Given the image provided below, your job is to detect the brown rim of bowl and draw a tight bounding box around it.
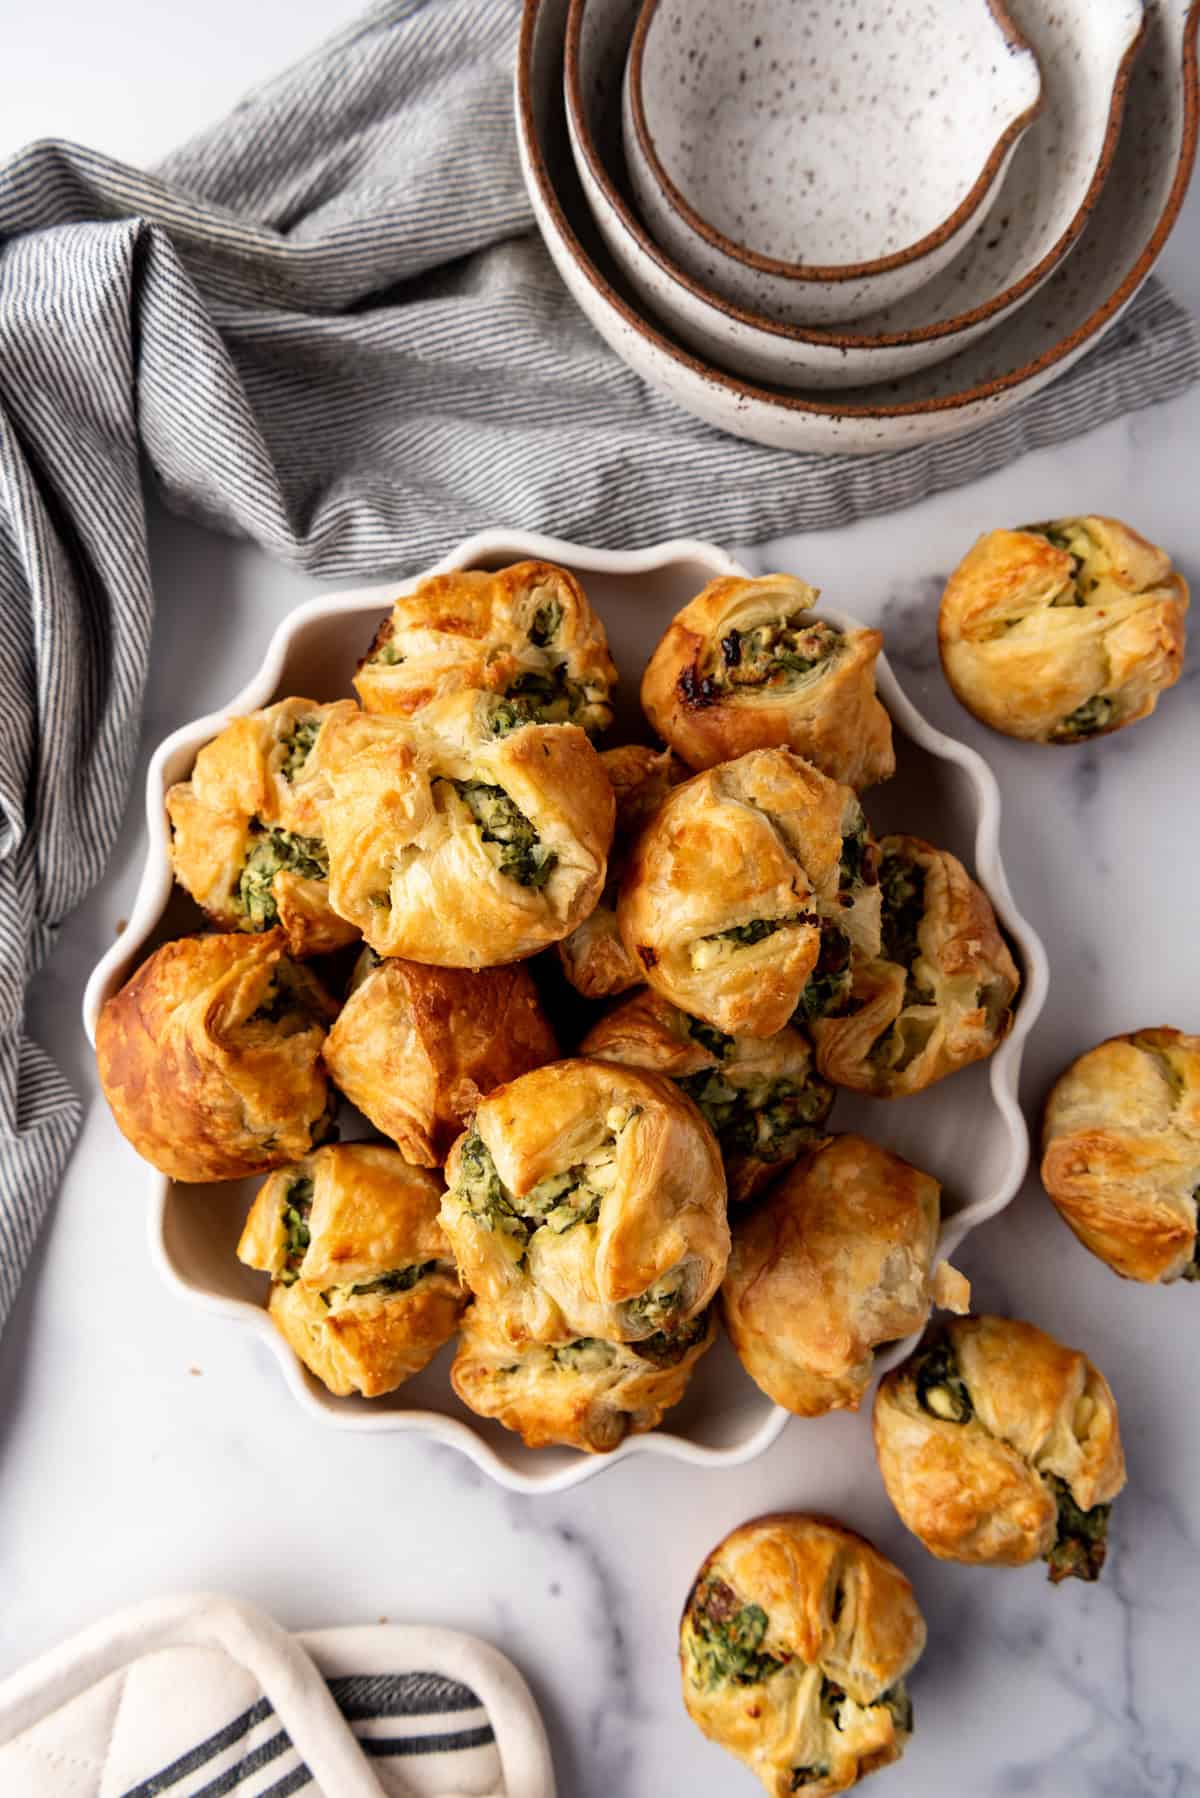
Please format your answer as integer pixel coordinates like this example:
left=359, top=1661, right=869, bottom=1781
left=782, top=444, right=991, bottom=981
left=625, top=0, right=1045, bottom=284
left=564, top=0, right=1147, bottom=350
left=522, top=0, right=1199, bottom=419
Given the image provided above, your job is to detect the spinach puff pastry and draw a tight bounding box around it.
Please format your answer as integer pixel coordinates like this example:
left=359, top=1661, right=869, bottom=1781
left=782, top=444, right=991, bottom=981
left=938, top=516, right=1188, bottom=743
left=322, top=950, right=558, bottom=1166
left=165, top=697, right=360, bottom=957
left=579, top=988, right=833, bottom=1203
left=557, top=744, right=686, bottom=999
left=450, top=1302, right=714, bottom=1452
left=355, top=559, right=616, bottom=735
left=96, top=931, right=337, bottom=1182
left=617, top=748, right=881, bottom=1039
left=874, top=1316, right=1126, bottom=1581
left=1041, top=1027, right=1200, bottom=1283
left=238, top=1143, right=465, bottom=1398
left=317, top=693, right=614, bottom=965
left=642, top=574, right=894, bottom=790
left=811, top=834, right=1019, bottom=1097
left=439, top=1060, right=729, bottom=1347
left=722, top=1136, right=966, bottom=1416
left=680, top=1514, right=925, bottom=1798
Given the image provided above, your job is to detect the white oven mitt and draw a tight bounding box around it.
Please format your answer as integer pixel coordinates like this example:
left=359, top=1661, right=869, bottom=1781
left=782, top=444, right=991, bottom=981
left=0, top=1594, right=555, bottom=1798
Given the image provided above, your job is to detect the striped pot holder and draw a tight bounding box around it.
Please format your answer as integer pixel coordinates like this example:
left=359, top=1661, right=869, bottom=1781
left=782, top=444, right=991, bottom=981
left=0, top=1595, right=555, bottom=1797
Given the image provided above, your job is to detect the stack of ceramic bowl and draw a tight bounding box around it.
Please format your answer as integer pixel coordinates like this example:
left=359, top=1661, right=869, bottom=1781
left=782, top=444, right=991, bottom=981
left=516, top=0, right=1200, bottom=454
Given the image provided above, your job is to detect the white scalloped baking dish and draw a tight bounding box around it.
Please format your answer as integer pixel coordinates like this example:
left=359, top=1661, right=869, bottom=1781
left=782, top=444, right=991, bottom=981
left=82, top=530, right=1049, bottom=1495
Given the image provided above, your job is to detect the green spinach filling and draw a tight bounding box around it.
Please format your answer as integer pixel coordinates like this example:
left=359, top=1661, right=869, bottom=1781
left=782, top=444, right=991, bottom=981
left=792, top=923, right=853, bottom=1025
left=366, top=631, right=403, bottom=666
left=621, top=1270, right=689, bottom=1335
left=455, top=1132, right=610, bottom=1260
left=1044, top=1474, right=1113, bottom=1584
left=677, top=1069, right=832, bottom=1162
left=278, top=715, right=321, bottom=783
left=1051, top=694, right=1116, bottom=742
left=1022, top=519, right=1102, bottom=600
left=706, top=916, right=802, bottom=949
left=879, top=852, right=927, bottom=983
left=686, top=1015, right=735, bottom=1059
left=717, top=617, right=843, bottom=690
left=839, top=817, right=877, bottom=892
left=279, top=1176, right=313, bottom=1285
left=631, top=1311, right=709, bottom=1367
left=913, top=1337, right=974, bottom=1424
left=237, top=824, right=329, bottom=929
left=553, top=1338, right=617, bottom=1373
left=344, top=1261, right=444, bottom=1299
left=529, top=598, right=563, bottom=646
left=450, top=780, right=557, bottom=887
left=687, top=1580, right=786, bottom=1690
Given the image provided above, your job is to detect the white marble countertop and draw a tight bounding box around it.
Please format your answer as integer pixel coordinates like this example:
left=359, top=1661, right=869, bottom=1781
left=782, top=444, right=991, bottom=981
left=2, top=6, right=1200, bottom=1794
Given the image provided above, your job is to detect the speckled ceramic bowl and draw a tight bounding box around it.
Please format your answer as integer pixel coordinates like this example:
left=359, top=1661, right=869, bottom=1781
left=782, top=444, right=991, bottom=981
left=622, top=0, right=1043, bottom=323
left=565, top=0, right=1146, bottom=389
left=81, top=531, right=1048, bottom=1495
left=521, top=0, right=1197, bottom=453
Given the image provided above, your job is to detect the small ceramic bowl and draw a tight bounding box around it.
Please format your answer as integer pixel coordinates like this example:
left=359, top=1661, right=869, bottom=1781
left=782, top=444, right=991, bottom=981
left=565, top=0, right=1145, bottom=390
left=81, top=530, right=1049, bottom=1494
left=622, top=0, right=1043, bottom=323
left=520, top=0, right=1198, bottom=454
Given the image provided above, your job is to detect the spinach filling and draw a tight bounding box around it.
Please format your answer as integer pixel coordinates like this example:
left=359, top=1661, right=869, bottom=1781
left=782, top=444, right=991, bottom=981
left=489, top=667, right=594, bottom=736
left=450, top=780, right=557, bottom=888
left=1044, top=1474, right=1113, bottom=1584
left=553, top=1338, right=617, bottom=1373
left=686, top=1015, right=735, bottom=1060
left=687, top=1579, right=787, bottom=1690
left=1051, top=694, right=1116, bottom=742
left=707, top=916, right=802, bottom=949
left=790, top=1770, right=830, bottom=1792
left=344, top=1261, right=444, bottom=1299
left=529, top=598, right=563, bottom=646
left=839, top=817, right=877, bottom=892
left=278, top=715, right=321, bottom=783
left=621, top=1269, right=689, bottom=1335
left=716, top=617, right=843, bottom=691
left=792, top=923, right=852, bottom=1025
left=237, top=824, right=329, bottom=929
left=879, top=851, right=927, bottom=986
left=677, top=1069, right=833, bottom=1162
left=789, top=1678, right=911, bottom=1786
left=630, top=1311, right=709, bottom=1367
left=1023, top=520, right=1102, bottom=600
left=366, top=629, right=403, bottom=666
left=913, top=1336, right=974, bottom=1424
left=279, top=1176, right=313, bottom=1285
left=455, top=1132, right=610, bottom=1260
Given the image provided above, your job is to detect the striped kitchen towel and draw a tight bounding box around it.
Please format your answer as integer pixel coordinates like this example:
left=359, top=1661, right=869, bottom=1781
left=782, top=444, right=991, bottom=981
left=0, top=0, right=1197, bottom=1333
left=0, top=1595, right=557, bottom=1795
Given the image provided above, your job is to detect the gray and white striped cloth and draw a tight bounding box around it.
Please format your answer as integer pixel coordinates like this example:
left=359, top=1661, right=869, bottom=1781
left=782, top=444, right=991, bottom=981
left=0, top=0, right=1196, bottom=1335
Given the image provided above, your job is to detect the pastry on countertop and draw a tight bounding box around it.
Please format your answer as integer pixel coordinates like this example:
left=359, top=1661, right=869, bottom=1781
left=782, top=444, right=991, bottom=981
left=579, top=987, right=833, bottom=1202
left=322, top=950, right=558, bottom=1166
left=1041, top=1027, right=1200, bottom=1283
left=811, top=834, right=1019, bottom=1098
left=642, top=573, right=894, bottom=789
left=616, top=747, right=881, bottom=1039
left=721, top=1135, right=966, bottom=1416
left=439, top=1059, right=729, bottom=1348
left=679, top=1513, right=925, bottom=1797
left=316, top=692, right=615, bottom=966
left=450, top=1301, right=714, bottom=1453
left=938, top=516, right=1188, bottom=743
left=95, top=930, right=337, bottom=1182
left=238, top=1142, right=465, bottom=1398
left=165, top=697, right=361, bottom=957
left=354, top=559, right=616, bottom=735
left=873, top=1315, right=1126, bottom=1580
left=557, top=743, right=687, bottom=1000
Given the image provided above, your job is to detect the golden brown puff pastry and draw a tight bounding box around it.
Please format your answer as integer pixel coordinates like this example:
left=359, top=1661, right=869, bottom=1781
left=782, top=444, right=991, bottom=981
left=641, top=574, right=894, bottom=791
left=579, top=988, right=834, bottom=1203
left=938, top=516, right=1189, bottom=744
left=316, top=692, right=615, bottom=966
left=557, top=744, right=688, bottom=999
left=96, top=930, right=337, bottom=1182
left=322, top=949, right=558, bottom=1166
left=811, top=834, right=1019, bottom=1098
left=680, top=1513, right=925, bottom=1798
left=873, top=1315, right=1126, bottom=1580
left=617, top=749, right=881, bottom=1040
left=720, top=1135, right=962, bottom=1417
left=354, top=560, right=617, bottom=736
left=450, top=1300, right=714, bottom=1452
left=439, top=1059, right=729, bottom=1347
left=238, top=1142, right=465, bottom=1398
left=165, top=698, right=361, bottom=957
left=1041, top=1028, right=1200, bottom=1284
